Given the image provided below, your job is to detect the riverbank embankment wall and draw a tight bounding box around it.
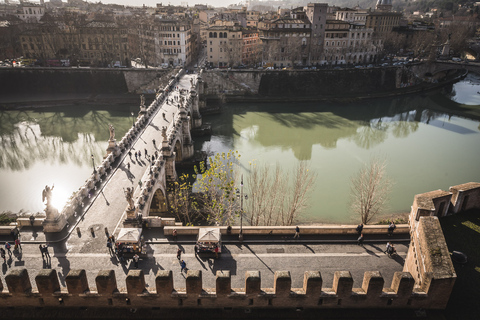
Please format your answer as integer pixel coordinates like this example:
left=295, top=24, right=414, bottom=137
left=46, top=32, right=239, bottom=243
left=0, top=68, right=169, bottom=96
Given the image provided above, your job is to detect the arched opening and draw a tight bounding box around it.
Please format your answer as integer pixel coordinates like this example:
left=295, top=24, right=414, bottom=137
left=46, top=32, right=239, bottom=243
left=149, top=188, right=168, bottom=216
left=174, top=140, right=182, bottom=162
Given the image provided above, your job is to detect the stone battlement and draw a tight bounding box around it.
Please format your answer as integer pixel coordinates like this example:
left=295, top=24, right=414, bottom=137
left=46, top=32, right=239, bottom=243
left=0, top=267, right=446, bottom=309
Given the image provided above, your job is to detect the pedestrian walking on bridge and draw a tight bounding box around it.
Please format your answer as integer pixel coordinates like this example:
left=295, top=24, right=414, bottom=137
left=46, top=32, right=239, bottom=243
left=127, top=162, right=130, bottom=171
left=177, top=248, right=182, bottom=260
left=133, top=254, right=140, bottom=268
left=180, top=260, right=187, bottom=273
left=357, top=234, right=364, bottom=246
left=5, top=242, right=11, bottom=256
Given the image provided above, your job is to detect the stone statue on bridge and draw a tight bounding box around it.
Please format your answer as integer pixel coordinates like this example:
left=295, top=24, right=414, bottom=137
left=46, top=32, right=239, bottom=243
left=162, top=126, right=167, bottom=141
left=109, top=124, right=115, bottom=141
left=124, top=187, right=135, bottom=211
left=140, top=94, right=145, bottom=107
left=42, top=184, right=54, bottom=209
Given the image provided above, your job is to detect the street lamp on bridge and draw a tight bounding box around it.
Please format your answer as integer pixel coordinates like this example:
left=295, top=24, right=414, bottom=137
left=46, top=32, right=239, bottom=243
left=91, top=154, right=96, bottom=174
left=131, top=112, right=135, bottom=127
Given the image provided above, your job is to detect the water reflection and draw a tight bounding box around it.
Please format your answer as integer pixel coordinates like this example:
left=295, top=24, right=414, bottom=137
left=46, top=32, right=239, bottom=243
left=0, top=104, right=135, bottom=213
left=197, top=83, right=480, bottom=223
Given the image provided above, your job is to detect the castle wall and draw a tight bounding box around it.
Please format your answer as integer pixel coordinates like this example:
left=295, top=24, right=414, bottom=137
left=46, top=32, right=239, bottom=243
left=0, top=267, right=453, bottom=310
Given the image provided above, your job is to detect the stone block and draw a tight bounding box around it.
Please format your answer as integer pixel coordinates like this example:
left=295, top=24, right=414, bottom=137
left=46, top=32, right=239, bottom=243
left=66, top=269, right=89, bottom=294
left=245, top=271, right=261, bottom=295
left=361, top=271, right=384, bottom=297
left=5, top=269, right=32, bottom=294
left=303, top=271, right=322, bottom=296
left=333, top=271, right=353, bottom=297
left=274, top=271, right=291, bottom=296
left=126, top=270, right=146, bottom=294
left=155, top=270, right=173, bottom=295
left=95, top=270, right=117, bottom=295
left=216, top=270, right=231, bottom=296
left=35, top=269, right=60, bottom=294
left=391, top=272, right=414, bottom=297
left=186, top=270, right=202, bottom=295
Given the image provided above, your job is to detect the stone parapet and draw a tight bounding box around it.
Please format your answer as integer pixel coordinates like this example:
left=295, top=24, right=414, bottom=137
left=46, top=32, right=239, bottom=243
left=0, top=268, right=454, bottom=309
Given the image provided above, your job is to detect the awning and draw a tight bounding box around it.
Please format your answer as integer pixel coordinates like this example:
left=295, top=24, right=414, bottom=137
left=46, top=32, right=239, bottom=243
left=116, top=228, right=142, bottom=244
left=197, top=228, right=221, bottom=242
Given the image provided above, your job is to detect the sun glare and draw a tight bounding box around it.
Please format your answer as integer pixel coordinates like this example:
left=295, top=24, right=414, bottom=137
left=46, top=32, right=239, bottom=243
left=50, top=185, right=69, bottom=212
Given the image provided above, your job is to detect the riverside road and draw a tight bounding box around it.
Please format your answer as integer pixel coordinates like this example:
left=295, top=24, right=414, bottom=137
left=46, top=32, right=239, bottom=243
left=0, top=71, right=409, bottom=293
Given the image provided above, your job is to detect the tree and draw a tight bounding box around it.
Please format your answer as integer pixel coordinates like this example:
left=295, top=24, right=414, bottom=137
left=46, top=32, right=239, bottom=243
left=245, top=161, right=317, bottom=226
left=168, top=173, right=202, bottom=226
left=194, top=151, right=241, bottom=225
left=350, top=156, right=393, bottom=224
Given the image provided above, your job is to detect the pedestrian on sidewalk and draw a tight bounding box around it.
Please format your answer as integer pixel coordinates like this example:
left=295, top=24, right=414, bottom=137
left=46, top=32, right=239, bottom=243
left=180, top=260, right=187, bottom=272
left=107, top=240, right=114, bottom=255
left=214, top=245, right=219, bottom=259
left=177, top=248, right=182, bottom=260
left=144, top=149, right=148, bottom=158
left=293, top=226, right=300, bottom=239
left=39, top=244, right=45, bottom=259
left=162, top=113, right=166, bottom=120
left=133, top=254, right=139, bottom=268
left=384, top=241, right=392, bottom=254
left=42, top=245, right=50, bottom=259
left=5, top=242, right=11, bottom=256
left=128, top=151, right=132, bottom=158
left=356, top=223, right=363, bottom=234
left=138, top=150, right=141, bottom=158
left=135, top=152, right=138, bottom=161
left=173, top=229, right=177, bottom=241
left=127, top=162, right=130, bottom=171
left=14, top=238, right=21, bottom=252
left=152, top=139, right=156, bottom=147
left=357, top=234, right=364, bottom=246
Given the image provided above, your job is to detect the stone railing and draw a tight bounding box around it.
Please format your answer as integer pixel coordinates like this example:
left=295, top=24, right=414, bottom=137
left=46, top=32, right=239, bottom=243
left=0, top=267, right=448, bottom=309
left=163, top=225, right=410, bottom=236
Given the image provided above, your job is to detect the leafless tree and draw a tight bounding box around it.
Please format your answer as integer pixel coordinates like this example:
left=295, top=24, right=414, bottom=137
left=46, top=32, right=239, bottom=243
left=245, top=161, right=317, bottom=226
left=350, top=156, right=393, bottom=224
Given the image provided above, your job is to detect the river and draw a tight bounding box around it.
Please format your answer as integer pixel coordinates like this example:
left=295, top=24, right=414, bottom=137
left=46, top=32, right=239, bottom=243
left=1, top=75, right=480, bottom=223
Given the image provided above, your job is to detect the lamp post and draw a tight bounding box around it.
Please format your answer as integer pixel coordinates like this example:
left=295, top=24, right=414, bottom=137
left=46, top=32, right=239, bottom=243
left=91, top=154, right=96, bottom=174
left=236, top=175, right=246, bottom=242
left=131, top=112, right=134, bottom=127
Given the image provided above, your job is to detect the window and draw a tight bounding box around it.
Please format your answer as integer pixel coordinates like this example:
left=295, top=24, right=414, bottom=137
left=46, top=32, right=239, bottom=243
left=210, top=48, right=212, bottom=52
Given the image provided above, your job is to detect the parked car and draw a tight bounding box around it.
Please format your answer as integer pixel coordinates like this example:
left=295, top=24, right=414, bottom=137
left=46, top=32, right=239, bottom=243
left=452, top=57, right=462, bottom=62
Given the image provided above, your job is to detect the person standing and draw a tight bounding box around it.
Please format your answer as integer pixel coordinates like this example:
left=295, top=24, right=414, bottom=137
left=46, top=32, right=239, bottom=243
left=127, top=162, right=130, bottom=171
left=42, top=245, right=50, bottom=259
left=214, top=245, right=219, bottom=259
left=294, top=226, right=300, bottom=239
left=107, top=240, right=114, bottom=255
left=180, top=260, right=187, bottom=272
left=39, top=244, right=45, bottom=259
left=177, top=248, right=182, bottom=260
left=5, top=242, right=11, bottom=256
left=133, top=254, right=139, bottom=268
left=14, top=238, right=21, bottom=252
left=388, top=221, right=396, bottom=236
left=152, top=139, right=156, bottom=147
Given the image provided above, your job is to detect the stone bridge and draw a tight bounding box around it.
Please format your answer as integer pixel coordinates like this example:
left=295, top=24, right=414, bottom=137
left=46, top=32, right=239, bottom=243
left=34, top=68, right=204, bottom=232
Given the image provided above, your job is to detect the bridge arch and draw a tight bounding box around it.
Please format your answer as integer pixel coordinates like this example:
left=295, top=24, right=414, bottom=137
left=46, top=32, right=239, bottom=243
left=149, top=187, right=168, bottom=216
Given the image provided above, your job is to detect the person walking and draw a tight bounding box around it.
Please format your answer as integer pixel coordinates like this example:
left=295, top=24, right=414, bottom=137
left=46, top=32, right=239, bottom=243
left=356, top=223, right=364, bottom=234
left=135, top=152, right=138, bottom=161
left=177, top=248, right=182, bottom=260
left=152, top=139, right=156, bottom=147
left=5, top=242, right=11, bottom=256
left=357, top=234, right=364, bottom=246
left=138, top=150, right=141, bottom=158
left=42, top=245, right=50, bottom=259
left=107, top=240, right=114, bottom=255
left=128, top=151, right=132, bottom=158
left=293, top=226, right=300, bottom=239
left=384, top=241, right=392, bottom=254
left=14, top=238, right=21, bottom=252
left=133, top=254, right=139, bottom=268
left=162, top=113, right=166, bottom=120
left=144, top=148, right=148, bottom=159
left=214, top=245, right=219, bottom=259
left=127, top=162, right=130, bottom=171
left=39, top=244, right=45, bottom=259
left=180, top=260, right=187, bottom=273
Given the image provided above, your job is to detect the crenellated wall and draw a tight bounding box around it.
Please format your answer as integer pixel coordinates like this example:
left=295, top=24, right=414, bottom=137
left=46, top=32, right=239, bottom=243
left=0, top=267, right=450, bottom=310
